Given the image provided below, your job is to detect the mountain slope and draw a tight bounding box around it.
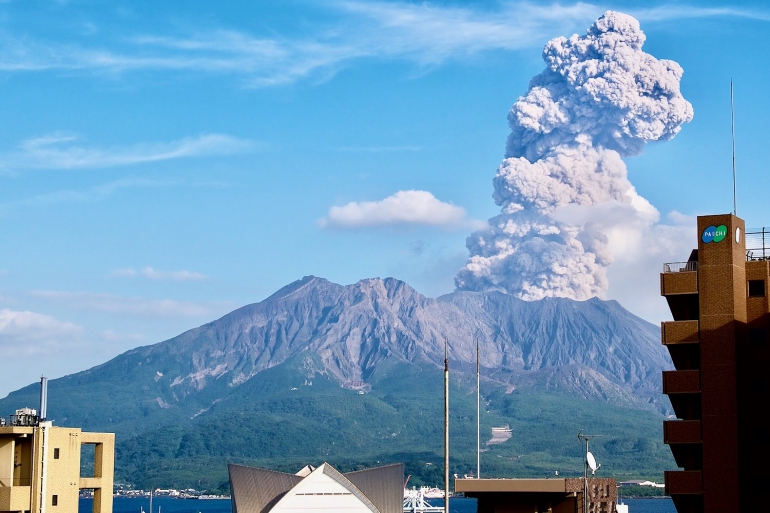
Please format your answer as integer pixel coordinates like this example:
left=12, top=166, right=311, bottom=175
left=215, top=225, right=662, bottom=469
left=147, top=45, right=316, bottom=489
left=0, top=276, right=674, bottom=488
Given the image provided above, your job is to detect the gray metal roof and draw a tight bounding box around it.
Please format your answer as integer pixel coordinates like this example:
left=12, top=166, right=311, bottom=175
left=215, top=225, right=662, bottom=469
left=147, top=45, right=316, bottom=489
left=228, top=462, right=404, bottom=513
left=344, top=464, right=404, bottom=513
left=228, top=464, right=303, bottom=513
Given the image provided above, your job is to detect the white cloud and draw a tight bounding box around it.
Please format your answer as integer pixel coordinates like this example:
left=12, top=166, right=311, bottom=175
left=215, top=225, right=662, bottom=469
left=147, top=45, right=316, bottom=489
left=111, top=267, right=207, bottom=281
left=29, top=290, right=232, bottom=318
left=604, top=209, right=696, bottom=322
left=0, top=133, right=254, bottom=171
left=320, top=190, right=480, bottom=229
left=2, top=2, right=765, bottom=86
left=0, top=308, right=83, bottom=356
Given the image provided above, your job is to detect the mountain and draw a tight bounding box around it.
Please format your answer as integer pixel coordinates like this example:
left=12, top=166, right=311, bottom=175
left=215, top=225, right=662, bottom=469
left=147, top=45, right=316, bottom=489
left=0, top=276, right=674, bottom=490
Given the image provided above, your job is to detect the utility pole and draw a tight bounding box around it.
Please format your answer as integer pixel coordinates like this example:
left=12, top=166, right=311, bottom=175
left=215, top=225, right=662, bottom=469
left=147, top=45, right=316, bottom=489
left=476, top=339, right=480, bottom=479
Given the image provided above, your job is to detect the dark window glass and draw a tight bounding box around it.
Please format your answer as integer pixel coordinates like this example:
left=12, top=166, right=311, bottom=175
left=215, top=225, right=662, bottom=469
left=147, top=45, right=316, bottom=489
left=748, top=280, right=765, bottom=297
left=750, top=329, right=766, bottom=346
left=53, top=448, right=59, bottom=459
left=751, top=378, right=767, bottom=395
left=52, top=495, right=58, bottom=506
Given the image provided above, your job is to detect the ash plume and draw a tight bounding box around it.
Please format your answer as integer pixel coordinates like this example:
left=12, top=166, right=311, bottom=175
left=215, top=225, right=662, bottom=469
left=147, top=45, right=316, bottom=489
left=455, top=11, right=693, bottom=300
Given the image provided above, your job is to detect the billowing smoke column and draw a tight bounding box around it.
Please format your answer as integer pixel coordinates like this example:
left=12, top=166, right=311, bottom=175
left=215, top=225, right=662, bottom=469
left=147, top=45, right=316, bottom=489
left=455, top=11, right=693, bottom=300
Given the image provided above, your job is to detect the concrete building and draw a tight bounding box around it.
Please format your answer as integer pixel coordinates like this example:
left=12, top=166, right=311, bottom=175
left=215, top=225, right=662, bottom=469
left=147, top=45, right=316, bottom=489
left=661, top=213, right=769, bottom=512
left=0, top=407, right=114, bottom=513
left=228, top=462, right=403, bottom=513
left=455, top=477, right=618, bottom=513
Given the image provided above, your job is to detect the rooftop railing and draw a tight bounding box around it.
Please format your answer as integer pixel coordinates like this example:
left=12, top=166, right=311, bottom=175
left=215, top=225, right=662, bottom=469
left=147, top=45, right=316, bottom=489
left=746, top=228, right=770, bottom=260
left=663, top=261, right=698, bottom=273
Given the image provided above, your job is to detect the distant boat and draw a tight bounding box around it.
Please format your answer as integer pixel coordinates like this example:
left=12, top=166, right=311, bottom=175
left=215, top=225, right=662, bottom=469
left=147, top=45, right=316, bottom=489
left=402, top=486, right=447, bottom=500
left=403, top=487, right=444, bottom=513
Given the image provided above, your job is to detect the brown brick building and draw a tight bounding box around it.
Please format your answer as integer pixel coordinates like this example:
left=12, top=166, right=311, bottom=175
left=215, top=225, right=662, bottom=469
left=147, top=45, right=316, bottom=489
left=661, top=213, right=768, bottom=512
left=455, top=477, right=618, bottom=513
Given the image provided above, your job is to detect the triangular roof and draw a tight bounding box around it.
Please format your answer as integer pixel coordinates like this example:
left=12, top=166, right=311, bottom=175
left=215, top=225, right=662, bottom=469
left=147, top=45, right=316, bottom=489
left=229, top=461, right=404, bottom=513
left=270, top=463, right=380, bottom=513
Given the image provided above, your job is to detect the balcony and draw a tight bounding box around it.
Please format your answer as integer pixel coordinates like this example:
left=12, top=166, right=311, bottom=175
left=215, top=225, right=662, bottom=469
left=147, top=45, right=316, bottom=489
left=661, top=263, right=698, bottom=296
left=663, top=420, right=701, bottom=444
left=662, top=370, right=700, bottom=394
left=665, top=470, right=702, bottom=495
left=661, top=321, right=699, bottom=345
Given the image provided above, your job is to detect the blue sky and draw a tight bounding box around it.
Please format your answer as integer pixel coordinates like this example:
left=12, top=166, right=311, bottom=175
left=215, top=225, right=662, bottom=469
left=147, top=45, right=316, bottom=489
left=1, top=0, right=769, bottom=397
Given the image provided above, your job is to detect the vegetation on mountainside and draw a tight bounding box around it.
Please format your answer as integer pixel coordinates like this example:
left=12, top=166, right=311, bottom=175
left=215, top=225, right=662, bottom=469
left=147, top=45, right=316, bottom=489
left=111, top=359, right=673, bottom=491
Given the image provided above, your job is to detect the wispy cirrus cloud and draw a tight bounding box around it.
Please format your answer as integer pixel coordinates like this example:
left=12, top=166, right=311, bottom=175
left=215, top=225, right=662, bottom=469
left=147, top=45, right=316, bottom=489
left=111, top=267, right=207, bottom=282
left=1, top=177, right=176, bottom=211
left=1, top=2, right=767, bottom=87
left=0, top=308, right=83, bottom=356
left=30, top=290, right=233, bottom=318
left=630, top=5, right=770, bottom=22
left=0, top=132, right=255, bottom=171
left=319, top=190, right=483, bottom=229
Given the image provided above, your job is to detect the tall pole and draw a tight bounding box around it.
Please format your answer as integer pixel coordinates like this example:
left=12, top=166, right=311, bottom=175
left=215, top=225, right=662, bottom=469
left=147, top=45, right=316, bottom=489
left=731, top=79, right=737, bottom=216
left=476, top=339, right=480, bottom=479
left=584, top=437, right=589, bottom=513
left=578, top=432, right=603, bottom=513
left=444, top=337, right=450, bottom=513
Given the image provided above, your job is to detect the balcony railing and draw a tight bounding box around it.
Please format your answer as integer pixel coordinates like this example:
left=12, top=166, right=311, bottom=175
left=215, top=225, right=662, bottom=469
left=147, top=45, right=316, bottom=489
left=663, top=261, right=698, bottom=273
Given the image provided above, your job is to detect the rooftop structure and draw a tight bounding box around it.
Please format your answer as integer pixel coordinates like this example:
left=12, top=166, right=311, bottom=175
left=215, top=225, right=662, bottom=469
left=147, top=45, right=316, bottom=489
left=455, top=477, right=618, bottom=513
left=228, top=462, right=404, bottom=513
left=0, top=379, right=115, bottom=513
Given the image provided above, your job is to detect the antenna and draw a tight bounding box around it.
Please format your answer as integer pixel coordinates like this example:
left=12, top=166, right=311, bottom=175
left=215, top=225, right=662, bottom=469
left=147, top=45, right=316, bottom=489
left=731, top=79, right=737, bottom=216
left=577, top=431, right=605, bottom=512
left=39, top=376, right=48, bottom=422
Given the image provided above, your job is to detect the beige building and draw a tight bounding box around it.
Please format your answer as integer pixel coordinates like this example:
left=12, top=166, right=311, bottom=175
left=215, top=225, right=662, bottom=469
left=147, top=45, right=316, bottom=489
left=0, top=408, right=114, bottom=513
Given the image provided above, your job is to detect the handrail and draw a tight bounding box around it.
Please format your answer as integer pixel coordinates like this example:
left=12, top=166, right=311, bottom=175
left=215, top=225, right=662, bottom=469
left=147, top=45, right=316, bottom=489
left=663, top=261, right=697, bottom=273
left=747, top=228, right=770, bottom=260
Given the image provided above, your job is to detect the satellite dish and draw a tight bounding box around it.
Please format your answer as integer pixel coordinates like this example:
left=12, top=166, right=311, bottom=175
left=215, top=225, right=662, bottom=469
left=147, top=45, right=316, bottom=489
left=586, top=452, right=598, bottom=472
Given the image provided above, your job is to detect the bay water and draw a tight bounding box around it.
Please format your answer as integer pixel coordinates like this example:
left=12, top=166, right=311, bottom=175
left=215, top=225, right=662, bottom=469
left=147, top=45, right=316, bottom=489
left=81, top=496, right=676, bottom=512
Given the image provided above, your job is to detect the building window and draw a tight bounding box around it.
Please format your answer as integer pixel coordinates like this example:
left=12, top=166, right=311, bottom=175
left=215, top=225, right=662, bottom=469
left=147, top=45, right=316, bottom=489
left=752, top=378, right=767, bottom=395
left=52, top=495, right=58, bottom=506
left=748, top=280, right=765, bottom=297
left=750, top=329, right=766, bottom=346
left=53, top=448, right=60, bottom=459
